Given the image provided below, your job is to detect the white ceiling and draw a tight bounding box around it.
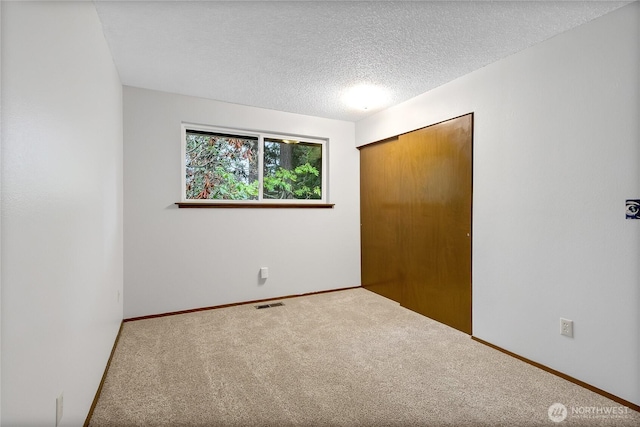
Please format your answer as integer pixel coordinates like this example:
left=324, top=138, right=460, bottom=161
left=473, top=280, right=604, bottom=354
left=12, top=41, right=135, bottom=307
left=94, top=1, right=631, bottom=122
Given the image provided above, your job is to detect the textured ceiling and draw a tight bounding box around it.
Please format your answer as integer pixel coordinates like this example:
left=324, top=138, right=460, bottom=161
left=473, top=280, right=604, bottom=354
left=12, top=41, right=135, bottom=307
left=94, top=1, right=630, bottom=122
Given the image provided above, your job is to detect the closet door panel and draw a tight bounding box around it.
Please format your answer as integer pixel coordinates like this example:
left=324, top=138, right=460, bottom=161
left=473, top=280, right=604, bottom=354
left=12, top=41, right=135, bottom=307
left=360, top=137, right=403, bottom=303
left=398, top=115, right=472, bottom=334
left=360, top=114, right=472, bottom=334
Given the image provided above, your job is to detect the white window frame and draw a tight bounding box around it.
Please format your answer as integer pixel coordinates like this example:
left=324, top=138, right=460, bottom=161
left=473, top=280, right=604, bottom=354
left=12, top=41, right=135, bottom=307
left=181, top=123, right=328, bottom=204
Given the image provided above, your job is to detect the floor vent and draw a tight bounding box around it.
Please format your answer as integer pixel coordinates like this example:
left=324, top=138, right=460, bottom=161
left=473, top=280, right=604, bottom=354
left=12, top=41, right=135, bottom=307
left=255, top=302, right=284, bottom=309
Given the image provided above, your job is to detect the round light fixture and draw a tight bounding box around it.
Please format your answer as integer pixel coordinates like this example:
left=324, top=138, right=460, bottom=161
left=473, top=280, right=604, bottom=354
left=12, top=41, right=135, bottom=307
left=342, top=84, right=389, bottom=111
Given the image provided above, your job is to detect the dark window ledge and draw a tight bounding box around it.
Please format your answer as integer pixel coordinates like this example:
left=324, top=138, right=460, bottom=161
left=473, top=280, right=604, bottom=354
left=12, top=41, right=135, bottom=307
left=175, top=202, right=335, bottom=209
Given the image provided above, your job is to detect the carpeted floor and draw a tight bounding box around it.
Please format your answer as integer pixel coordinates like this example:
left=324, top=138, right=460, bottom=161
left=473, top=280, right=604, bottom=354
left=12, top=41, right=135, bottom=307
left=89, top=288, right=639, bottom=426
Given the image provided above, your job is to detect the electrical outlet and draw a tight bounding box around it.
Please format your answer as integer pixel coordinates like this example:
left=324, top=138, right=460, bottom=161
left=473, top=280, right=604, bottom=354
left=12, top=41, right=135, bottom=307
left=560, top=318, right=573, bottom=338
left=56, top=393, right=64, bottom=426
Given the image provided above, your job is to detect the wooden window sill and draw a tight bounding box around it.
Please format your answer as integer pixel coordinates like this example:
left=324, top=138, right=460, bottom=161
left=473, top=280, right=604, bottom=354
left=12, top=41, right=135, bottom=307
left=175, top=202, right=335, bottom=209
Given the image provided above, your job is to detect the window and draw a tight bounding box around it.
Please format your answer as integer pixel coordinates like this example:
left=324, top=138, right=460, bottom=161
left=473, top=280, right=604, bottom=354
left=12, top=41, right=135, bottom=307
left=182, top=124, right=327, bottom=204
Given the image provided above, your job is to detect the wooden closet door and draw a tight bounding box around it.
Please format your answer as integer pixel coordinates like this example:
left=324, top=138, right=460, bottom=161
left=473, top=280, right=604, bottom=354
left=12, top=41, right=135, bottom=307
left=360, top=114, right=472, bottom=334
left=360, top=136, right=404, bottom=303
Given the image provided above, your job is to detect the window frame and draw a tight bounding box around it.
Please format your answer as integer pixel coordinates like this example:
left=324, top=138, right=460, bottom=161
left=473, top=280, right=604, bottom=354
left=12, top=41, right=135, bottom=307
left=181, top=123, right=328, bottom=205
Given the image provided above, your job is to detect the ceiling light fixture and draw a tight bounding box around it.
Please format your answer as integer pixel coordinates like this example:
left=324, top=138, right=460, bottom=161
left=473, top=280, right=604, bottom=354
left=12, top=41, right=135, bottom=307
left=342, top=84, right=390, bottom=111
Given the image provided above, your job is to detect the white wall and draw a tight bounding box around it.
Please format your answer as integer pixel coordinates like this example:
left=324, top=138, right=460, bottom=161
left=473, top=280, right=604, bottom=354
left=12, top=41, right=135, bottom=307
left=1, top=2, right=123, bottom=426
left=123, top=87, right=360, bottom=319
left=0, top=2, right=3, bottom=421
left=357, top=3, right=640, bottom=406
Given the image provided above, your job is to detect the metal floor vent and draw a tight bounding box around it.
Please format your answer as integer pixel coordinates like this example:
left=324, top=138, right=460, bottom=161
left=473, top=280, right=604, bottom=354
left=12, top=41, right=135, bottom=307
left=255, top=302, right=284, bottom=309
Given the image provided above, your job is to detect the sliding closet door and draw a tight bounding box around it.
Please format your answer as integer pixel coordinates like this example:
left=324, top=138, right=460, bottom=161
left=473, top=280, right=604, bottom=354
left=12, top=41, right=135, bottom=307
left=360, top=114, right=472, bottom=334
left=360, top=136, right=404, bottom=303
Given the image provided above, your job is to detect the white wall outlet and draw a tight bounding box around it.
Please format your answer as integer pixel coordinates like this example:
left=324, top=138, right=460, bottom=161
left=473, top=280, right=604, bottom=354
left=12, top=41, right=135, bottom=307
left=560, top=318, right=574, bottom=337
left=56, top=392, right=64, bottom=426
left=260, top=267, right=269, bottom=279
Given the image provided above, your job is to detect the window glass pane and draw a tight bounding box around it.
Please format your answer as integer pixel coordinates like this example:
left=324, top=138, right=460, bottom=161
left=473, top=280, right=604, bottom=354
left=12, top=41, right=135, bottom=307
left=185, top=131, right=259, bottom=200
left=263, top=138, right=322, bottom=200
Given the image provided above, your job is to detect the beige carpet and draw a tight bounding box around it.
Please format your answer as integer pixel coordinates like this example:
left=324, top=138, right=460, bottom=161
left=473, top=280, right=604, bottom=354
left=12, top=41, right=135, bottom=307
left=89, top=288, right=639, bottom=426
